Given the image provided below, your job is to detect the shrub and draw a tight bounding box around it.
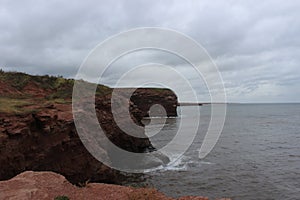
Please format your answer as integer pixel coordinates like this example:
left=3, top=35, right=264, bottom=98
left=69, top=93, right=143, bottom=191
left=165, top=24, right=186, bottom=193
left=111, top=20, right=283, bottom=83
left=54, top=195, right=70, bottom=200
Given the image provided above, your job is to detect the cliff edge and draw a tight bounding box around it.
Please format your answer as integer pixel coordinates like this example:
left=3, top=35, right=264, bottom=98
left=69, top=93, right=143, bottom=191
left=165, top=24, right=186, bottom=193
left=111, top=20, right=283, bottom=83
left=0, top=71, right=177, bottom=184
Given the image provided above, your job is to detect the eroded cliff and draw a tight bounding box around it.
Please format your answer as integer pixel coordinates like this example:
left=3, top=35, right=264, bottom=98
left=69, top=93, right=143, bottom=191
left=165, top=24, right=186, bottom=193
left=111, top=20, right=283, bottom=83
left=0, top=71, right=177, bottom=184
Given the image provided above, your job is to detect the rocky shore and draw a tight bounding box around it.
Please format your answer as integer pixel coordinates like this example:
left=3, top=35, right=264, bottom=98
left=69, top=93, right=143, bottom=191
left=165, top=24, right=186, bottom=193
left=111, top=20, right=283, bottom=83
left=0, top=171, right=229, bottom=200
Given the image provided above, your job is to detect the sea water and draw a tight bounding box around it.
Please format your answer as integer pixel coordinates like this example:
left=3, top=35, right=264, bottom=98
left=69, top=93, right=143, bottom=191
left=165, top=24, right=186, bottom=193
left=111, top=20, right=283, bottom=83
left=123, top=104, right=300, bottom=200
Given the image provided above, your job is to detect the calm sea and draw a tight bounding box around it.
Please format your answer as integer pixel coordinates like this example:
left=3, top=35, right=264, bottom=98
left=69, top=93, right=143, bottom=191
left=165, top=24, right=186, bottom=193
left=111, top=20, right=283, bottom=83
left=123, top=104, right=300, bottom=200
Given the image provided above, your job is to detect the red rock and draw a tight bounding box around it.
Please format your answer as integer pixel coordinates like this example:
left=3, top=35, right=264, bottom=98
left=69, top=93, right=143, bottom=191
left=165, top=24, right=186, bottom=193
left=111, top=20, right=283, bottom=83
left=0, top=171, right=215, bottom=200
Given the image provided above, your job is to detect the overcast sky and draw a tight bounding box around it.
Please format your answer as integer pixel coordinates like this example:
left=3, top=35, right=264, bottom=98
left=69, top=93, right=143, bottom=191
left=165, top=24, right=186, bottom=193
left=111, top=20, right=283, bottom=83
left=1, top=0, right=300, bottom=103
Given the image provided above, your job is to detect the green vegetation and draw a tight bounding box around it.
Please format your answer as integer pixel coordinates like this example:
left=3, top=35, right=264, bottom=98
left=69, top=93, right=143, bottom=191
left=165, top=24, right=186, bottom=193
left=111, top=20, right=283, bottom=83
left=0, top=70, right=111, bottom=100
left=0, top=70, right=114, bottom=114
left=96, top=84, right=112, bottom=96
left=0, top=97, right=36, bottom=114
left=0, top=70, right=172, bottom=115
left=46, top=98, right=71, bottom=104
left=54, top=196, right=70, bottom=200
left=0, top=71, right=31, bottom=90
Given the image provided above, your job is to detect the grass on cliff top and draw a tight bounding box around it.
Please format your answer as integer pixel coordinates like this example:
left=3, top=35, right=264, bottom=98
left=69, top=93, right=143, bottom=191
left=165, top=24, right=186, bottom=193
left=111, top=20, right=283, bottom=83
left=0, top=70, right=113, bottom=114
left=0, top=70, right=170, bottom=99
left=0, top=70, right=76, bottom=99
left=0, top=70, right=73, bottom=90
left=0, top=70, right=112, bottom=99
left=0, top=97, right=36, bottom=114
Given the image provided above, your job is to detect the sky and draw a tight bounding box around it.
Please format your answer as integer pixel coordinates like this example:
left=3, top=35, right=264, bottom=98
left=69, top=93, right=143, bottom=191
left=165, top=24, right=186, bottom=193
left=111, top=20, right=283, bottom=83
left=0, top=0, right=300, bottom=103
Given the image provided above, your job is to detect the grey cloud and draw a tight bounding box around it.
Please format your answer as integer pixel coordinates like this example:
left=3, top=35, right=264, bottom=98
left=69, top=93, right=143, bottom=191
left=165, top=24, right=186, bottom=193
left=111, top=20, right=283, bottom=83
left=0, top=0, right=299, bottom=102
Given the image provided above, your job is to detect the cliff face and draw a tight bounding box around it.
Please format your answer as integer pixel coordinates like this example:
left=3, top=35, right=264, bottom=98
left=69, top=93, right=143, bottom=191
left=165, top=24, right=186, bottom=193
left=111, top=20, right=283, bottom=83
left=0, top=71, right=178, bottom=184
left=122, top=88, right=178, bottom=117
left=0, top=98, right=150, bottom=184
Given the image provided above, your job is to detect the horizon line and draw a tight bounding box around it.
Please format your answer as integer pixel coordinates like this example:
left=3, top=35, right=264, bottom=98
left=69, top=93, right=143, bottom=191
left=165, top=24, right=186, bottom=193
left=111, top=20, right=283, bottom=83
left=178, top=102, right=300, bottom=104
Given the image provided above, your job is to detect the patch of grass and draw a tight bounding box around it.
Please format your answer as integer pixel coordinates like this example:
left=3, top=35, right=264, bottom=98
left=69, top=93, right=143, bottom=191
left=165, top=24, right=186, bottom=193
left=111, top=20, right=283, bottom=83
left=0, top=70, right=113, bottom=100
left=0, top=97, right=35, bottom=114
left=46, top=98, right=71, bottom=104
left=0, top=71, right=31, bottom=90
left=96, top=84, right=112, bottom=96
left=54, top=196, right=70, bottom=200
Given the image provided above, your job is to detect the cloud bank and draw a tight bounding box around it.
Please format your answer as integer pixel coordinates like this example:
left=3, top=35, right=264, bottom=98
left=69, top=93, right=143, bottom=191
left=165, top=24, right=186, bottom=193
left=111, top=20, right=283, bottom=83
left=1, top=0, right=299, bottom=102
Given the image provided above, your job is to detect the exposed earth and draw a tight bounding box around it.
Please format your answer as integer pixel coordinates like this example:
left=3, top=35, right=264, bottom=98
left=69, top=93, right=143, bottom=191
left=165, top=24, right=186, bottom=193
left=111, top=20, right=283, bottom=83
left=0, top=171, right=230, bottom=200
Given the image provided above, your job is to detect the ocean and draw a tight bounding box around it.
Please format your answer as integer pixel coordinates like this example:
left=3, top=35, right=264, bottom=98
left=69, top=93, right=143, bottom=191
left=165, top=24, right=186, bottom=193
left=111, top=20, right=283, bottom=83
left=123, top=104, right=300, bottom=200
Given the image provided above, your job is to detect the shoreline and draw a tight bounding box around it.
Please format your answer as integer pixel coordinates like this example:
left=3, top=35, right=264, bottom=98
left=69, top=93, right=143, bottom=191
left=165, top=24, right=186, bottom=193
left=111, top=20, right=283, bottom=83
left=0, top=171, right=229, bottom=200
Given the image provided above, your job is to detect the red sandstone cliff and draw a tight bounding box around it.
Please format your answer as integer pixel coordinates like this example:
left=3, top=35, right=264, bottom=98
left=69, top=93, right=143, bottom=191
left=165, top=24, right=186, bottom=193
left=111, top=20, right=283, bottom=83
left=117, top=88, right=178, bottom=117
left=0, top=71, right=177, bottom=184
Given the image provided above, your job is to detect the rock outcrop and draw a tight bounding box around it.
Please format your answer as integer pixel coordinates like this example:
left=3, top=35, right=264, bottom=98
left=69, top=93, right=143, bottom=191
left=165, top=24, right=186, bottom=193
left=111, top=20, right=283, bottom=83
left=131, top=88, right=178, bottom=117
left=116, top=88, right=178, bottom=117
left=0, top=71, right=178, bottom=184
left=0, top=171, right=213, bottom=200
